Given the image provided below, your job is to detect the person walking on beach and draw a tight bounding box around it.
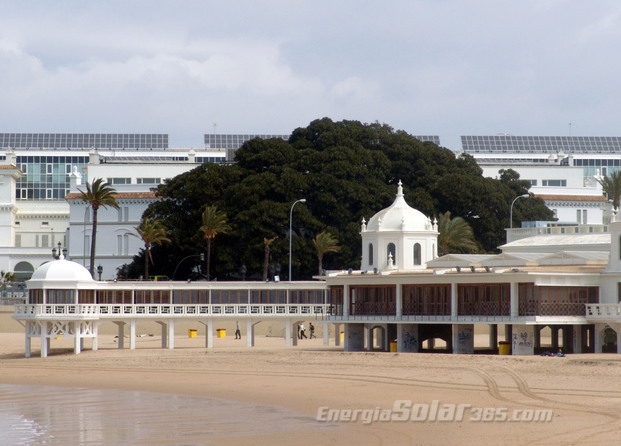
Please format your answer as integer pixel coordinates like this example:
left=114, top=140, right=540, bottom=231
left=309, top=322, right=316, bottom=339
left=235, top=321, right=241, bottom=339
left=300, top=323, right=307, bottom=339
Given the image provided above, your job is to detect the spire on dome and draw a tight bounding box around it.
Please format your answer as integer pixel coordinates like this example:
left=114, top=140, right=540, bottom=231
left=397, top=180, right=403, bottom=197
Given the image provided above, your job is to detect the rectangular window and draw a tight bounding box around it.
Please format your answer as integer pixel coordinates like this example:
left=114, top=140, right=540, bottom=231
left=123, top=234, right=129, bottom=255
left=15, top=234, right=21, bottom=248
left=109, top=177, right=131, bottom=185
left=582, top=209, right=587, bottom=224
left=576, top=209, right=582, bottom=224
left=42, top=235, right=49, bottom=248
left=137, top=178, right=161, bottom=184
left=117, top=235, right=123, bottom=255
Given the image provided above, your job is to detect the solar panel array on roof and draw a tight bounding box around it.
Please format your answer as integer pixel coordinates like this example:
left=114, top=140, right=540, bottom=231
left=205, top=134, right=441, bottom=149
left=0, top=133, right=168, bottom=149
left=204, top=134, right=289, bottom=149
left=413, top=135, right=441, bottom=145
left=461, top=135, right=621, bottom=153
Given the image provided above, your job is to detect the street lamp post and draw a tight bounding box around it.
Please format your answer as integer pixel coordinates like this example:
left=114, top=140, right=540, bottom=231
left=173, top=253, right=205, bottom=280
left=510, top=194, right=530, bottom=229
left=97, top=265, right=103, bottom=281
left=289, top=198, right=306, bottom=281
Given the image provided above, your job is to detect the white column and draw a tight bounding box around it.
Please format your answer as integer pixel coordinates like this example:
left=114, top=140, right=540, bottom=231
left=129, top=320, right=136, bottom=350
left=74, top=321, right=81, bottom=354
left=206, top=319, right=214, bottom=348
left=399, top=324, right=419, bottom=353
left=92, top=323, right=98, bottom=351
left=489, top=324, right=498, bottom=349
left=246, top=320, right=254, bottom=347
left=510, top=282, right=519, bottom=318
left=594, top=323, right=605, bottom=353
left=572, top=325, right=582, bottom=354
left=451, top=283, right=458, bottom=319
left=117, top=323, right=125, bottom=349
left=396, top=284, right=402, bottom=318
left=511, top=325, right=534, bottom=355
left=161, top=322, right=167, bottom=348
left=322, top=322, right=329, bottom=346
left=365, top=325, right=373, bottom=350
left=41, top=321, right=48, bottom=358
left=25, top=323, right=31, bottom=358
left=167, top=320, right=175, bottom=349
left=343, top=284, right=350, bottom=318
left=334, top=323, right=341, bottom=346
left=452, top=324, right=474, bottom=354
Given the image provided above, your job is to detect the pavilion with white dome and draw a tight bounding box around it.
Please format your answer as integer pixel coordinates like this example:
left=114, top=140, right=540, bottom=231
left=322, top=181, right=621, bottom=355
left=13, top=181, right=621, bottom=357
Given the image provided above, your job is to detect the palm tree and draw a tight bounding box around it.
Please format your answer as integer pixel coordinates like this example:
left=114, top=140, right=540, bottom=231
left=262, top=236, right=278, bottom=281
left=313, top=231, right=340, bottom=275
left=199, top=206, right=231, bottom=281
left=78, top=178, right=119, bottom=277
left=130, top=217, right=170, bottom=279
left=597, top=170, right=621, bottom=210
left=0, top=270, right=15, bottom=290
left=437, top=211, right=478, bottom=256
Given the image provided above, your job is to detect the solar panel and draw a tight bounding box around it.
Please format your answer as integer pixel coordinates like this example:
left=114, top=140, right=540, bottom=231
left=461, top=135, right=621, bottom=154
left=204, top=133, right=441, bottom=149
left=0, top=133, right=169, bottom=149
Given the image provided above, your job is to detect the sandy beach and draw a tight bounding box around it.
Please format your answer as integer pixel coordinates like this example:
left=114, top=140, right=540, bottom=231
left=0, top=329, right=621, bottom=445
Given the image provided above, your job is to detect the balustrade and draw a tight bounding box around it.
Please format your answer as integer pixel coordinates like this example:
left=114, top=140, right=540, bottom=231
left=14, top=303, right=331, bottom=319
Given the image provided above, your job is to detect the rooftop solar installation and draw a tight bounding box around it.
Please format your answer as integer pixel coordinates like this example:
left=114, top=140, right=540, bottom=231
left=0, top=133, right=168, bottom=149
left=205, top=133, right=441, bottom=149
left=204, top=134, right=289, bottom=149
left=461, top=135, right=621, bottom=153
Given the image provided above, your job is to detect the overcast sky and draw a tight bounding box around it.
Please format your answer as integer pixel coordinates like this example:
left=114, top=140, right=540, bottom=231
left=2, top=1, right=621, bottom=151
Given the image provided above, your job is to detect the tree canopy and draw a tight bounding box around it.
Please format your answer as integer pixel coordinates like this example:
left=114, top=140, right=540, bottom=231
left=130, top=118, right=553, bottom=280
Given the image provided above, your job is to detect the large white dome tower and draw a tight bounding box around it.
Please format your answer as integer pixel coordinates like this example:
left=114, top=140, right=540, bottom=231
left=360, top=181, right=438, bottom=271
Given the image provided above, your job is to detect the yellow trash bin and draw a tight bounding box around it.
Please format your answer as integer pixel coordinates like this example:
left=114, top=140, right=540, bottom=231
left=390, top=340, right=398, bottom=352
left=340, top=331, right=344, bottom=342
left=498, top=341, right=511, bottom=355
left=188, top=329, right=197, bottom=338
left=217, top=328, right=226, bottom=338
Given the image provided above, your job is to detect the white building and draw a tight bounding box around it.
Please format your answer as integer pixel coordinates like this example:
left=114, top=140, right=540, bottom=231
left=463, top=136, right=614, bottom=225
left=14, top=181, right=621, bottom=358
left=0, top=135, right=226, bottom=280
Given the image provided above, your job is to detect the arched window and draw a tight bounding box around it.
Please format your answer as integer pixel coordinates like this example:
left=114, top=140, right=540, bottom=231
left=414, top=243, right=421, bottom=265
left=387, top=243, right=396, bottom=264
left=368, top=243, right=374, bottom=265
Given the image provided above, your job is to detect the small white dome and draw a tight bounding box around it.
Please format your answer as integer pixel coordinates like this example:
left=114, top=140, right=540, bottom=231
left=30, top=259, right=95, bottom=283
left=366, top=181, right=432, bottom=232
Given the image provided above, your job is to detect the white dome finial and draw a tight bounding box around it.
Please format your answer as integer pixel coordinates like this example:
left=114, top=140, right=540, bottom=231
left=397, top=180, right=403, bottom=197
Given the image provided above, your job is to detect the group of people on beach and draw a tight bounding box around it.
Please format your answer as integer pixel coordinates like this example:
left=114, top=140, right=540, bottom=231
left=298, top=322, right=315, bottom=339
left=233, top=321, right=316, bottom=340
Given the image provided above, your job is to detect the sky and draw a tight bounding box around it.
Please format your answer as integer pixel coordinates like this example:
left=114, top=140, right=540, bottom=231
left=2, top=0, right=621, bottom=151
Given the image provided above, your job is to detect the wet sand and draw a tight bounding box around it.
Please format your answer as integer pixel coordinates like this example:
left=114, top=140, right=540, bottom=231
left=1, top=332, right=621, bottom=445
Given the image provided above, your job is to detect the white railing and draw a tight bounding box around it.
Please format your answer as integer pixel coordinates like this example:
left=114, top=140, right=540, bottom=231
left=14, top=303, right=331, bottom=319
left=585, top=304, right=621, bottom=319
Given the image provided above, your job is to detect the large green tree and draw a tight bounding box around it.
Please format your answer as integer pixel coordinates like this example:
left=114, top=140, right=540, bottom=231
left=78, top=178, right=119, bottom=277
left=128, top=118, right=553, bottom=280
